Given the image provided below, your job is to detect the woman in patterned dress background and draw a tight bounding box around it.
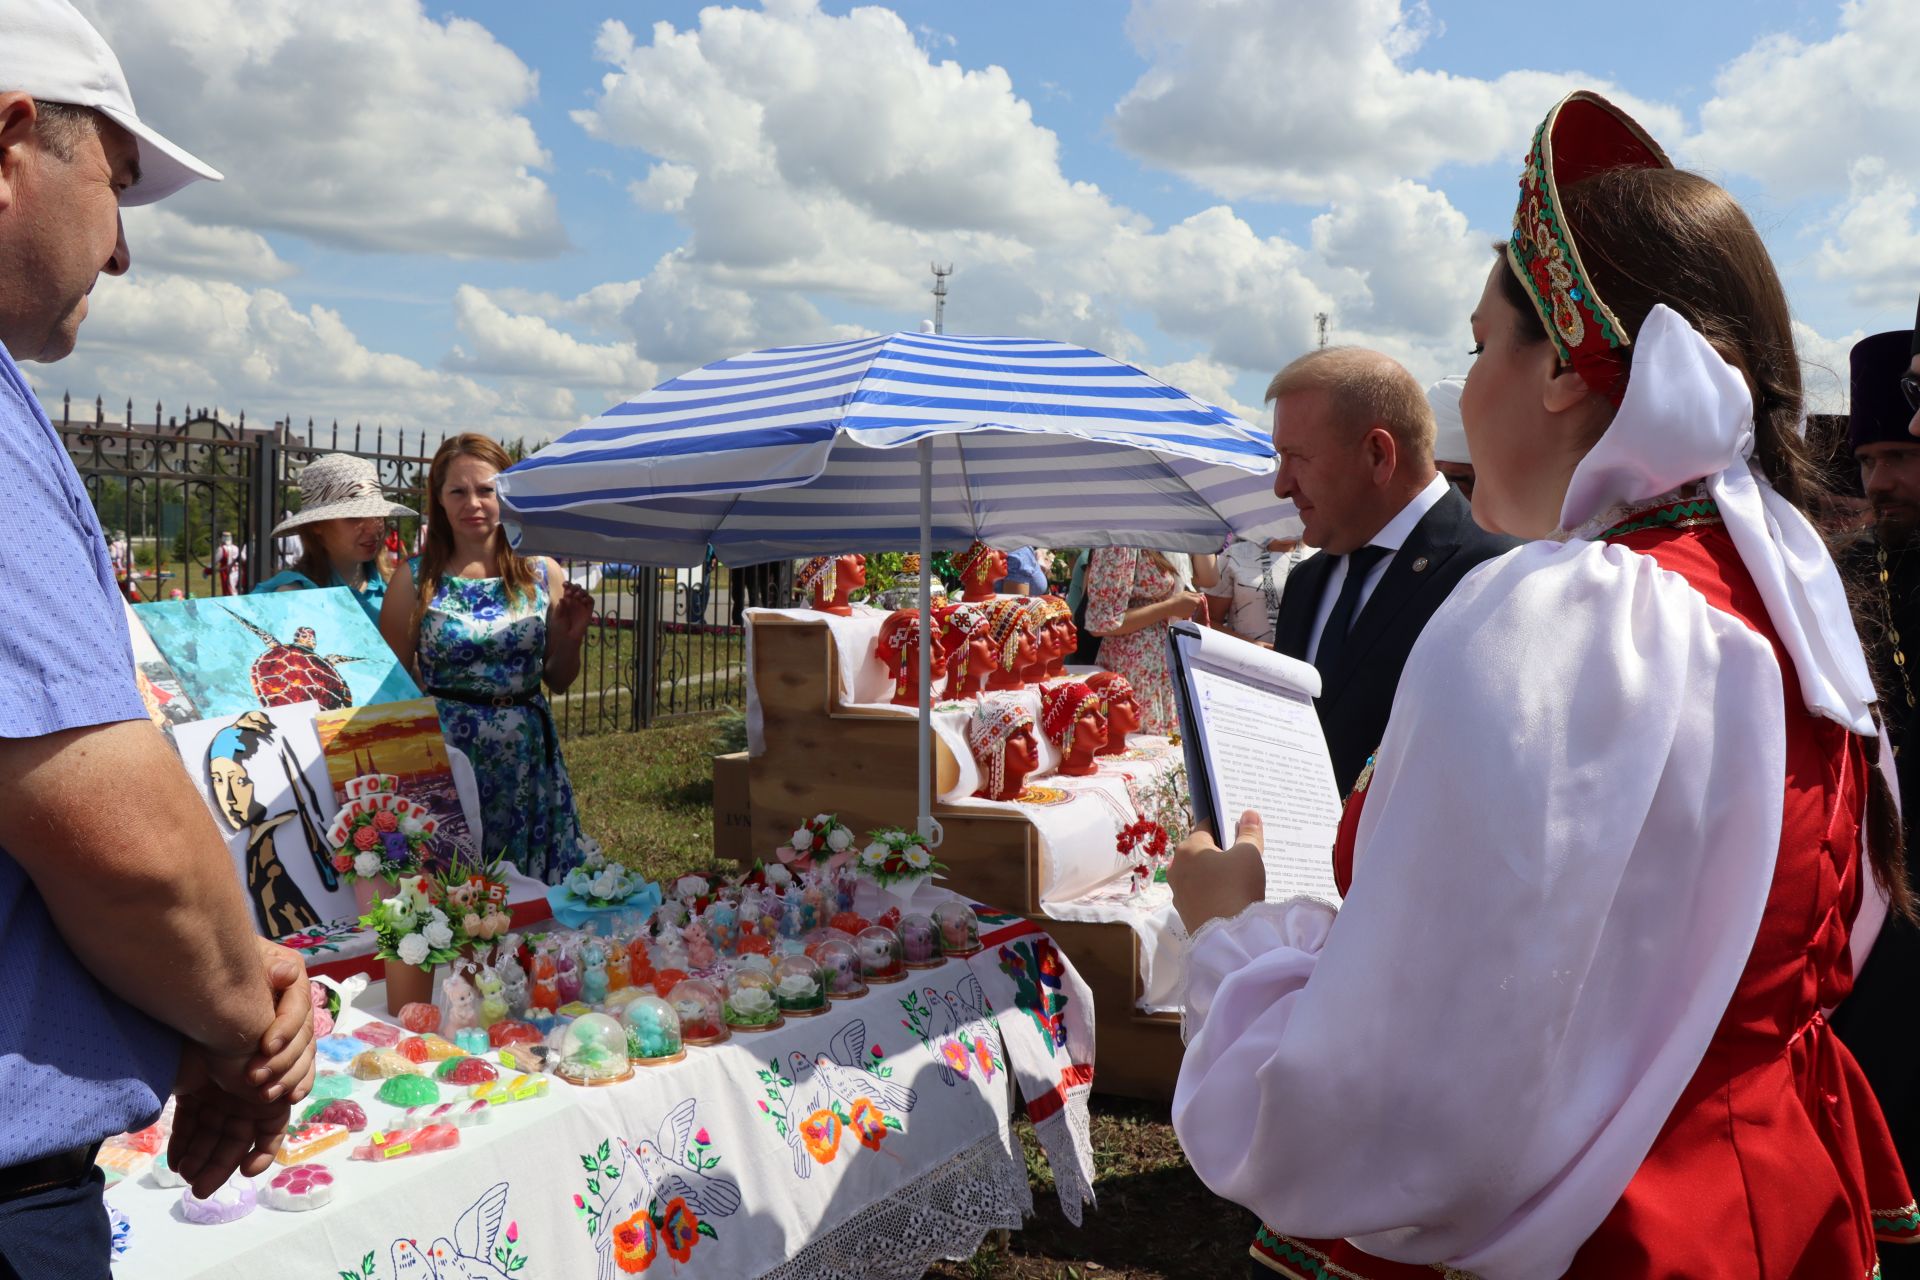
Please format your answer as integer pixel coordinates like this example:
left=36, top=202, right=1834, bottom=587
left=1083, top=547, right=1214, bottom=734
left=381, top=434, right=595, bottom=884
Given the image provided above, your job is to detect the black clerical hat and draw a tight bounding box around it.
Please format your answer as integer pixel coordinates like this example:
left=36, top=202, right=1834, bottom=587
left=1851, top=330, right=1915, bottom=451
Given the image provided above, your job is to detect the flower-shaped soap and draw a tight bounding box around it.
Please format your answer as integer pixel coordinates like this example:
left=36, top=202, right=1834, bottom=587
left=773, top=955, right=828, bottom=1014
left=397, top=1001, right=441, bottom=1034
left=180, top=1171, right=256, bottom=1224
left=263, top=1163, right=334, bottom=1212
left=301, top=1099, right=368, bottom=1132
left=723, top=972, right=782, bottom=1031
left=436, top=1056, right=498, bottom=1086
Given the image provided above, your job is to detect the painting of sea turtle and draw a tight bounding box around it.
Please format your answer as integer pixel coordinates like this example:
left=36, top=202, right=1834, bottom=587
left=224, top=610, right=363, bottom=710
left=136, top=587, right=420, bottom=717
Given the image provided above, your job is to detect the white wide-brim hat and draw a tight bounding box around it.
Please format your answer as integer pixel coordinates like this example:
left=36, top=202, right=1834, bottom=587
left=273, top=453, right=415, bottom=536
left=2, top=0, right=223, bottom=206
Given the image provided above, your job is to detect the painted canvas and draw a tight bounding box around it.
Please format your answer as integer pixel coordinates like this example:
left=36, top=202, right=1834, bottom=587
left=315, top=698, right=477, bottom=875
left=136, top=587, right=419, bottom=716
left=173, top=701, right=359, bottom=936
left=123, top=599, right=199, bottom=732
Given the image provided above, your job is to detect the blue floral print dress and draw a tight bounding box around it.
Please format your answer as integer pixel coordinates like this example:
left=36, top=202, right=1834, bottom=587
left=412, top=557, right=586, bottom=884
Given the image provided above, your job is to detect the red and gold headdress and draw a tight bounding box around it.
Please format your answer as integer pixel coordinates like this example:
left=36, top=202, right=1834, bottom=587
left=934, top=602, right=991, bottom=686
left=968, top=697, right=1035, bottom=799
left=1040, top=681, right=1105, bottom=758
left=952, top=541, right=996, bottom=583
left=1507, top=91, right=1671, bottom=406
left=1085, top=670, right=1134, bottom=705
left=986, top=597, right=1039, bottom=672
left=797, top=554, right=839, bottom=601
left=877, top=609, right=939, bottom=698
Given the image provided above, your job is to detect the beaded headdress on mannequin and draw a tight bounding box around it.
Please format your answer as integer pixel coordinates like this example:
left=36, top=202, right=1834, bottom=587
left=1507, top=91, right=1672, bottom=407
left=986, top=598, right=1038, bottom=672
left=952, top=541, right=996, bottom=582
left=796, top=555, right=839, bottom=601
left=1039, top=681, right=1104, bottom=759
left=936, top=602, right=991, bottom=687
left=968, top=698, right=1035, bottom=799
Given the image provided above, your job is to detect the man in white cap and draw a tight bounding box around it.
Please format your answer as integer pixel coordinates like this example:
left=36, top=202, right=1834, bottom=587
left=0, top=5, right=311, bottom=1274
left=1425, top=374, right=1477, bottom=500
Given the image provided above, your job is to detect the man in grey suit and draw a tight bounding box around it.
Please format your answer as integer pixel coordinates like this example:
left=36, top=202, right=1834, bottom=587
left=1266, top=348, right=1518, bottom=795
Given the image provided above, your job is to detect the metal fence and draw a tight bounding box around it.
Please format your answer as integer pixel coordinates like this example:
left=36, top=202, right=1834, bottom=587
left=57, top=397, right=745, bottom=734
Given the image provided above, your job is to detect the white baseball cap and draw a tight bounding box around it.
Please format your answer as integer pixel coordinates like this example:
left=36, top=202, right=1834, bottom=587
left=1425, top=375, right=1471, bottom=466
left=0, top=0, right=220, bottom=206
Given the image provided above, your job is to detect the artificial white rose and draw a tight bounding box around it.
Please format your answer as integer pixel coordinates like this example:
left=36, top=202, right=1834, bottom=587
left=776, top=973, right=818, bottom=999
left=789, top=828, right=814, bottom=852
left=423, top=920, right=454, bottom=950
left=674, top=875, right=709, bottom=901
left=903, top=844, right=932, bottom=869
left=591, top=871, right=624, bottom=901
left=353, top=852, right=382, bottom=878
left=728, top=987, right=775, bottom=1016
left=764, top=864, right=794, bottom=888
left=396, top=933, right=430, bottom=966
left=399, top=815, right=425, bottom=836
left=812, top=813, right=833, bottom=827
left=826, top=827, right=853, bottom=853
left=861, top=843, right=888, bottom=867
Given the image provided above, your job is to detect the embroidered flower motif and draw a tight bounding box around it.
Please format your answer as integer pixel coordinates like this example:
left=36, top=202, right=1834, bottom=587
left=849, top=1097, right=889, bottom=1151
left=800, top=1108, right=842, bottom=1164
left=940, top=1040, right=972, bottom=1080
left=611, top=1209, right=658, bottom=1272
left=658, top=1197, right=701, bottom=1263
left=973, top=1038, right=997, bottom=1080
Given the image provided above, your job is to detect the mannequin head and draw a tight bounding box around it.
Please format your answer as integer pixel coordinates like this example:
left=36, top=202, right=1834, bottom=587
left=1018, top=599, right=1054, bottom=682
left=935, top=601, right=994, bottom=698
left=968, top=698, right=1039, bottom=801
left=1040, top=681, right=1109, bottom=777
left=1039, top=596, right=1076, bottom=676
left=876, top=609, right=945, bottom=706
left=985, top=598, right=1040, bottom=691
left=798, top=553, right=868, bottom=616
left=952, top=541, right=1006, bottom=603
left=1084, top=671, right=1138, bottom=753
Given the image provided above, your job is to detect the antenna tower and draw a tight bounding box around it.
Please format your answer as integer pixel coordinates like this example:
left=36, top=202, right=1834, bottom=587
left=930, top=263, right=953, bottom=335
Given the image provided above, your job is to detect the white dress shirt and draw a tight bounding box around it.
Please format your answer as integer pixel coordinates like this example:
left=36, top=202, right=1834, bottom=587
left=1304, top=472, right=1449, bottom=666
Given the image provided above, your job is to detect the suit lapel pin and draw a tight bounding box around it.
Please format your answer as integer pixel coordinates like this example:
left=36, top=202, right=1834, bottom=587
left=1410, top=556, right=1430, bottom=573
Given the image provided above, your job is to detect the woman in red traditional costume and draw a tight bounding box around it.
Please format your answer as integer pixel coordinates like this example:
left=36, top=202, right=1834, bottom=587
left=1170, top=91, right=1916, bottom=1280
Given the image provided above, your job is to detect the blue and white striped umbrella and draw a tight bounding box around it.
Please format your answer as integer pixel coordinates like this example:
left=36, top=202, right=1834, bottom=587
left=498, top=331, right=1293, bottom=565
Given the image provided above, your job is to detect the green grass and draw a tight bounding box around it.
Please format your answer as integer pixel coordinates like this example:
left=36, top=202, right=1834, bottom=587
left=562, top=719, right=728, bottom=883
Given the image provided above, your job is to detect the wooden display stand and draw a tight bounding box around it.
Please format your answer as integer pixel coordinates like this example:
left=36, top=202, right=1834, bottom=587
left=743, top=614, right=1182, bottom=1100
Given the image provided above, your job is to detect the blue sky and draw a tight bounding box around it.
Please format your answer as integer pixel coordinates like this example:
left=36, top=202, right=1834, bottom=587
left=46, top=0, right=1920, bottom=439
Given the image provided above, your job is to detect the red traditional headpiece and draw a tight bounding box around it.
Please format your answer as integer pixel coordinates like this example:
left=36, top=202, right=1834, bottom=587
left=968, top=697, right=1035, bottom=799
left=1085, top=670, right=1134, bottom=704
left=952, top=541, right=996, bottom=582
left=1507, top=91, right=1671, bottom=406
left=796, top=555, right=839, bottom=601
left=1039, top=681, right=1104, bottom=758
left=986, top=597, right=1039, bottom=672
left=934, top=602, right=991, bottom=688
left=877, top=609, right=938, bottom=698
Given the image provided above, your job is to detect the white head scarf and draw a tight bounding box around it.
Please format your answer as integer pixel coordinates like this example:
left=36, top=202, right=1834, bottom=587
left=1425, top=376, right=1471, bottom=466
left=1559, top=304, right=1876, bottom=734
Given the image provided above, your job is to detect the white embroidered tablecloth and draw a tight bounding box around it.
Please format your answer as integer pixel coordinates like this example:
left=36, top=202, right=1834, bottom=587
left=107, top=920, right=1097, bottom=1280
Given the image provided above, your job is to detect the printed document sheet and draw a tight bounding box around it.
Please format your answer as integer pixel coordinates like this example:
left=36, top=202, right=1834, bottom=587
left=1168, top=621, right=1343, bottom=905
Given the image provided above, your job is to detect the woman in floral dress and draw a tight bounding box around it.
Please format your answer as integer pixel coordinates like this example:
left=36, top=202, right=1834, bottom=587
left=1083, top=547, right=1213, bottom=735
left=381, top=434, right=595, bottom=884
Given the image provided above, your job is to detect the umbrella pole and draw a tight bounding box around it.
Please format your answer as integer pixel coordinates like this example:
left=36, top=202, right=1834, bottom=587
left=917, top=439, right=942, bottom=849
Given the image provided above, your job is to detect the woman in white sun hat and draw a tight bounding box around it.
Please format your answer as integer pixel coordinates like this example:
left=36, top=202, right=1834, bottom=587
left=253, top=453, right=415, bottom=625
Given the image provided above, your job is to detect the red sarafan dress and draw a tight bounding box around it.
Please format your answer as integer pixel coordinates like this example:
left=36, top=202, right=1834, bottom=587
left=1254, top=499, right=1918, bottom=1279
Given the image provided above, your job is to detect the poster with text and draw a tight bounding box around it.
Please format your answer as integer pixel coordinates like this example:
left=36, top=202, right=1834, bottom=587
left=315, top=698, right=476, bottom=876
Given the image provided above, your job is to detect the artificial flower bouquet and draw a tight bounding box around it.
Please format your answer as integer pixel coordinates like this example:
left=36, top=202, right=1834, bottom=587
left=563, top=837, right=650, bottom=907
left=327, top=773, right=437, bottom=882
left=856, top=826, right=946, bottom=891
left=1117, top=817, right=1171, bottom=887
left=776, top=813, right=855, bottom=871
left=361, top=874, right=467, bottom=971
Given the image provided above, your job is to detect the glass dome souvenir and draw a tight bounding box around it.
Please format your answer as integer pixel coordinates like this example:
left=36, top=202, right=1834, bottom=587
left=772, top=954, right=828, bottom=1016
left=855, top=925, right=906, bottom=984
left=899, top=912, right=942, bottom=968
left=622, top=994, right=685, bottom=1065
left=555, top=1012, right=633, bottom=1087
left=729, top=952, right=774, bottom=983
left=667, top=978, right=728, bottom=1046
left=722, top=968, right=784, bottom=1032
left=815, top=935, right=867, bottom=1000
left=934, top=900, right=982, bottom=957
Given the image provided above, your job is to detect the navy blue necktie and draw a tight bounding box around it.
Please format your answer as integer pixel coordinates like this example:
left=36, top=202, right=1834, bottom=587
left=1314, top=545, right=1390, bottom=682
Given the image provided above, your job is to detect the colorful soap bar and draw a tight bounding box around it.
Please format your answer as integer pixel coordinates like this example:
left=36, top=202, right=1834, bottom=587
left=94, top=1142, right=153, bottom=1181
left=277, top=1122, right=350, bottom=1164
left=315, top=1034, right=364, bottom=1065
left=397, top=1002, right=441, bottom=1034
left=349, top=1049, right=419, bottom=1081
left=263, top=1163, right=334, bottom=1212
left=470, top=1073, right=548, bottom=1107
left=351, top=1124, right=460, bottom=1162
left=301, top=1099, right=368, bottom=1132
left=147, top=1153, right=187, bottom=1190
left=377, top=1073, right=440, bottom=1108
left=488, top=1020, right=542, bottom=1048
left=436, top=1056, right=497, bottom=1086
left=180, top=1172, right=257, bottom=1224
left=349, top=1022, right=403, bottom=1048
left=308, top=1072, right=354, bottom=1101
left=453, top=1027, right=491, bottom=1055
left=395, top=1100, right=490, bottom=1130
